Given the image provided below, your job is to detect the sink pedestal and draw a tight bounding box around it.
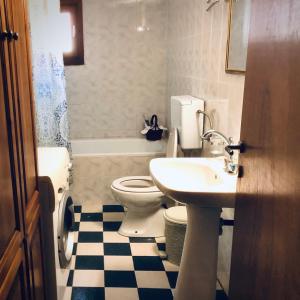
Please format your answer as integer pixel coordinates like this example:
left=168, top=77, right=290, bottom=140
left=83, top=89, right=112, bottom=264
left=175, top=204, right=222, bottom=300
left=149, top=157, right=237, bottom=299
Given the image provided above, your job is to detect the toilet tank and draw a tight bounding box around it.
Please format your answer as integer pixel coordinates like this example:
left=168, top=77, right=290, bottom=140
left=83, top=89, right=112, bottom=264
left=171, top=96, right=205, bottom=150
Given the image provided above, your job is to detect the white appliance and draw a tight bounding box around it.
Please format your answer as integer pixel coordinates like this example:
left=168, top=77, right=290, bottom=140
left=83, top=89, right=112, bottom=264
left=38, top=147, right=74, bottom=300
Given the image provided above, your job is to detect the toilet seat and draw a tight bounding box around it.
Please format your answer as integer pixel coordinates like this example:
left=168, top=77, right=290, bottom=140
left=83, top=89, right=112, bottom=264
left=164, top=206, right=187, bottom=225
left=110, top=128, right=180, bottom=237
left=112, top=176, right=160, bottom=193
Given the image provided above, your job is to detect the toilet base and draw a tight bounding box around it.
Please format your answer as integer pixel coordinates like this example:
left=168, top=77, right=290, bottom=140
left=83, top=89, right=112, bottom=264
left=118, top=207, right=165, bottom=237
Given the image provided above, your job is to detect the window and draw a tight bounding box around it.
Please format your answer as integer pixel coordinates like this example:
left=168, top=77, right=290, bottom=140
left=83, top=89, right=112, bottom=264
left=60, top=0, right=84, bottom=65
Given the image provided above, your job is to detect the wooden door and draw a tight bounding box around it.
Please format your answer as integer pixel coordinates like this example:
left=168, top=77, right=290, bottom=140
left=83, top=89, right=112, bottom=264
left=0, top=19, right=27, bottom=300
left=0, top=0, right=45, bottom=299
left=5, top=3, right=45, bottom=297
left=229, top=0, right=300, bottom=299
left=0, top=2, right=28, bottom=299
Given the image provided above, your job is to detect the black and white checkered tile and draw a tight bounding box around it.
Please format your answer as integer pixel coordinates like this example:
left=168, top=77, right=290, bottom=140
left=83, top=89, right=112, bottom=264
left=65, top=204, right=228, bottom=300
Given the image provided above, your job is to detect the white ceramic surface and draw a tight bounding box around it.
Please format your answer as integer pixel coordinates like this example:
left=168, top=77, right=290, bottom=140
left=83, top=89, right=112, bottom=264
left=150, top=157, right=237, bottom=207
left=150, top=156, right=237, bottom=300
left=111, top=176, right=165, bottom=237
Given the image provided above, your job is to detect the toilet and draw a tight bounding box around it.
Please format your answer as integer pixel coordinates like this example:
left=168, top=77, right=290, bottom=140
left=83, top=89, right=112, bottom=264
left=111, top=96, right=205, bottom=237
left=111, top=176, right=165, bottom=237
left=111, top=129, right=178, bottom=237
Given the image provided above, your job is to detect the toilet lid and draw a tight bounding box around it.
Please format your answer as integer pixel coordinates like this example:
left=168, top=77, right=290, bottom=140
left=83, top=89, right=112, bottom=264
left=111, top=176, right=161, bottom=193
left=166, top=128, right=178, bottom=158
left=164, top=206, right=187, bottom=225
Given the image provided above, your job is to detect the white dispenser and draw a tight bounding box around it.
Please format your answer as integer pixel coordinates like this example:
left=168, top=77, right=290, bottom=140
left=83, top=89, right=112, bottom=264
left=171, top=95, right=205, bottom=150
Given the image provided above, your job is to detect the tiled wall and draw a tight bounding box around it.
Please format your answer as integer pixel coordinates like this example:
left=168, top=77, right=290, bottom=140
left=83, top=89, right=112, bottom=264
left=65, top=0, right=168, bottom=139
left=70, top=155, right=162, bottom=205
left=166, top=0, right=245, bottom=293
left=167, top=0, right=245, bottom=142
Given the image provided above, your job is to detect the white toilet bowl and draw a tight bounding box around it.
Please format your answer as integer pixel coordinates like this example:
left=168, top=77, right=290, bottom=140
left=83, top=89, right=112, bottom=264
left=111, top=128, right=179, bottom=237
left=111, top=176, right=166, bottom=237
left=110, top=97, right=204, bottom=238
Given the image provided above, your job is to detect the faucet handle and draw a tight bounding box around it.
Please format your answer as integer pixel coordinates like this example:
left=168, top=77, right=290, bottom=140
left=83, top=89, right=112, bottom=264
left=224, top=157, right=239, bottom=174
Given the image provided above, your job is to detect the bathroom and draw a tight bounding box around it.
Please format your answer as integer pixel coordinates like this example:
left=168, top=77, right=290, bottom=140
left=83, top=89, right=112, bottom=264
left=0, top=0, right=298, bottom=300
left=30, top=0, right=244, bottom=298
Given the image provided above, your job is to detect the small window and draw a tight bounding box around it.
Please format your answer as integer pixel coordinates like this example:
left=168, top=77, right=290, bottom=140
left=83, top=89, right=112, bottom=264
left=60, top=0, right=84, bottom=65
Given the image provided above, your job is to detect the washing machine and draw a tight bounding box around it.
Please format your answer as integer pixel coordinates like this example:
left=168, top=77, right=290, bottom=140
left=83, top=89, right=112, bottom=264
left=38, top=147, right=75, bottom=300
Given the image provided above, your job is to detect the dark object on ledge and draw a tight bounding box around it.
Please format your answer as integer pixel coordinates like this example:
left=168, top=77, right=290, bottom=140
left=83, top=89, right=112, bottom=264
left=146, top=114, right=163, bottom=141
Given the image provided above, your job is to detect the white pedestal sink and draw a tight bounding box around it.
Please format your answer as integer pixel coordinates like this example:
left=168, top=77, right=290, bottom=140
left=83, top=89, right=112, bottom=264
left=150, top=157, right=237, bottom=300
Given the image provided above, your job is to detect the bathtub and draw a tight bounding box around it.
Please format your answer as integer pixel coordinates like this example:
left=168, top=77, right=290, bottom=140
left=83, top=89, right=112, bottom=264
left=71, top=138, right=166, bottom=157
left=70, top=138, right=166, bottom=205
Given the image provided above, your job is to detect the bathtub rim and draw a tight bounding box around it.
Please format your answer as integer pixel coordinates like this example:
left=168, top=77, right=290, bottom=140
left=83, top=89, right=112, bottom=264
left=71, top=138, right=167, bottom=158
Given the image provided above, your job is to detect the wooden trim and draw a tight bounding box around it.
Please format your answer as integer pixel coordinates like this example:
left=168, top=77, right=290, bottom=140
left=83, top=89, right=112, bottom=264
left=2, top=0, right=28, bottom=216
left=6, top=0, right=37, bottom=204
left=0, top=231, right=23, bottom=283
left=0, top=248, right=23, bottom=300
left=25, top=191, right=39, bottom=224
left=21, top=0, right=39, bottom=188
left=0, top=248, right=24, bottom=299
left=25, top=191, right=40, bottom=244
left=24, top=191, right=42, bottom=298
left=0, top=232, right=23, bottom=299
left=0, top=0, right=26, bottom=234
left=27, top=204, right=41, bottom=245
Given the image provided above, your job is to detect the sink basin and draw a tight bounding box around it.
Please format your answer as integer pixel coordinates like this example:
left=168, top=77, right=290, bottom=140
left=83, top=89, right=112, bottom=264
left=150, top=157, right=237, bottom=300
left=150, top=157, right=237, bottom=207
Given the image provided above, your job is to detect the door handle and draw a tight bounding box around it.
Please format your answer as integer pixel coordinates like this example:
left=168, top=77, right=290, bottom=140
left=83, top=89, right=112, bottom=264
left=225, top=142, right=246, bottom=155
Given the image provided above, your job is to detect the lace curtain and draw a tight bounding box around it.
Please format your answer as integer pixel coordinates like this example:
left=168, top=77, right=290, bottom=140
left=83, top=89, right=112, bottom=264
left=29, top=0, right=70, bottom=149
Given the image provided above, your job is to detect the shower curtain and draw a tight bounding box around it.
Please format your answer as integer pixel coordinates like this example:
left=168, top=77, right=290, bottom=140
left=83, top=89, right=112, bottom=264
left=29, top=0, right=70, bottom=149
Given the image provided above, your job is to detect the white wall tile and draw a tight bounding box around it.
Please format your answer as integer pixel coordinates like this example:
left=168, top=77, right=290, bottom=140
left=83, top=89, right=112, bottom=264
left=66, top=0, right=168, bottom=139
left=166, top=0, right=245, bottom=293
left=70, top=154, right=162, bottom=205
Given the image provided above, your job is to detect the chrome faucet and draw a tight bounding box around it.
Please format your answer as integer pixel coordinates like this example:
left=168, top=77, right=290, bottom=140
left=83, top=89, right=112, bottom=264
left=202, top=129, right=242, bottom=174
left=202, top=130, right=234, bottom=155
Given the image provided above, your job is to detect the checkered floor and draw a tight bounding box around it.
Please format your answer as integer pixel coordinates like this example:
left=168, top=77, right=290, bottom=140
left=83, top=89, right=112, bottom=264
left=65, top=204, right=228, bottom=300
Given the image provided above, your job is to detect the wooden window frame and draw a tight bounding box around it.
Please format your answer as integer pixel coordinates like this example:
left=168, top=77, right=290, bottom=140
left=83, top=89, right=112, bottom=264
left=60, top=0, right=84, bottom=66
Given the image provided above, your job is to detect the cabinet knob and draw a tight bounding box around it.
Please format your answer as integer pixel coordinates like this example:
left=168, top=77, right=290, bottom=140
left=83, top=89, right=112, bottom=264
left=0, top=31, right=19, bottom=41
left=12, top=32, right=19, bottom=40
left=0, top=31, right=7, bottom=41
left=6, top=31, right=14, bottom=41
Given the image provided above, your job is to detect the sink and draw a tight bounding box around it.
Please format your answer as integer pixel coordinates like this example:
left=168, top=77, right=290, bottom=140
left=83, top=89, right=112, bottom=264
left=150, top=157, right=236, bottom=207
left=150, top=157, right=237, bottom=300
